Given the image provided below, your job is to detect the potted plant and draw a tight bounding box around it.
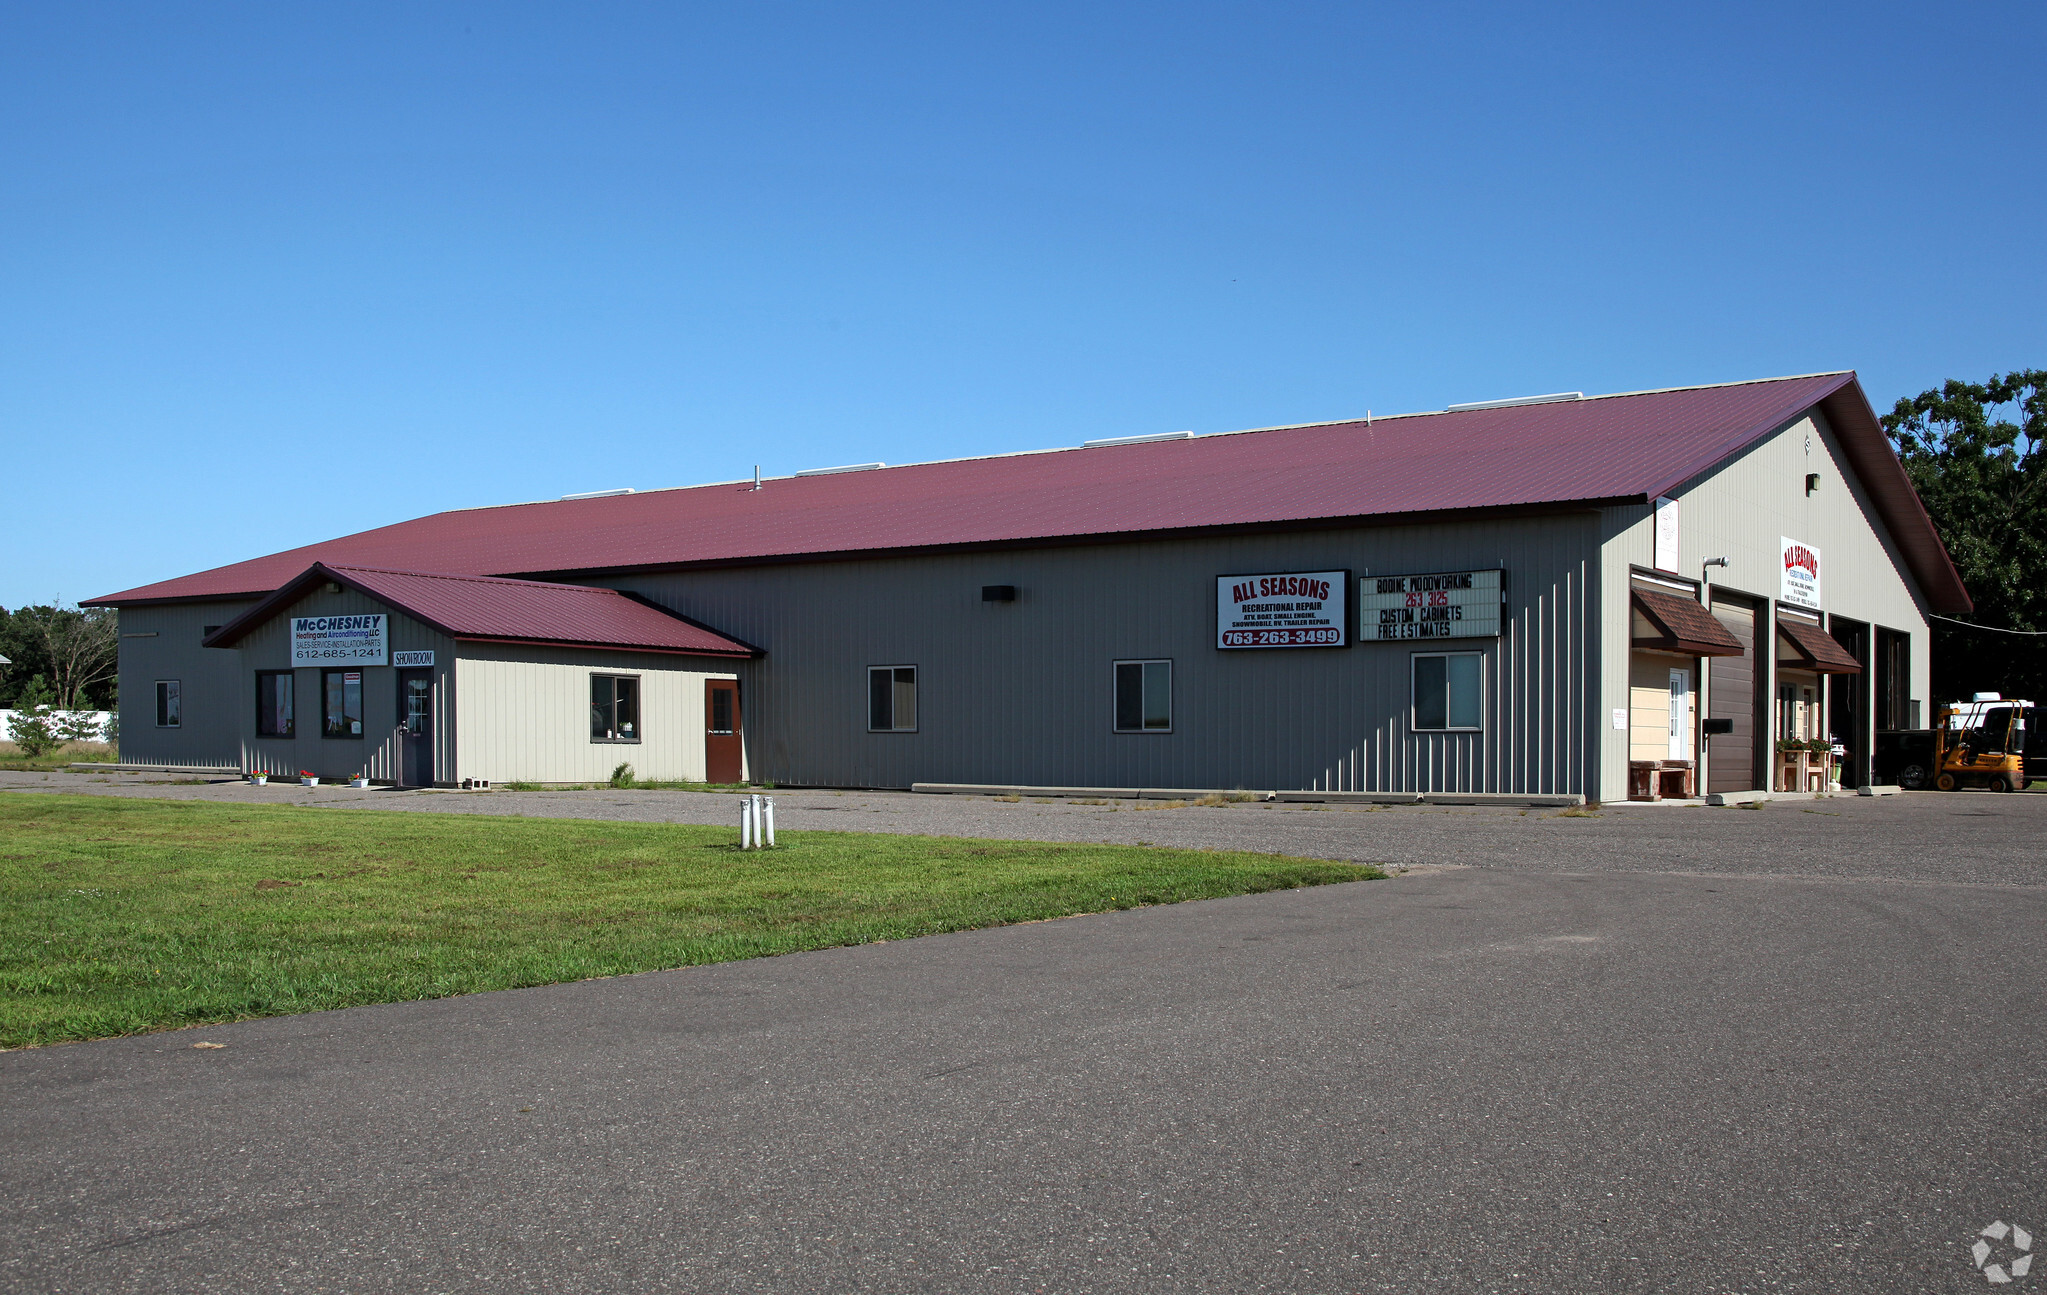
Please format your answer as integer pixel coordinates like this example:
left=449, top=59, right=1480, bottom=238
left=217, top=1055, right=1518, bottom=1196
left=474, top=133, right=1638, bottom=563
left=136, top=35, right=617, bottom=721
left=248, top=771, right=268, bottom=786
left=349, top=774, right=370, bottom=789
left=300, top=769, right=319, bottom=787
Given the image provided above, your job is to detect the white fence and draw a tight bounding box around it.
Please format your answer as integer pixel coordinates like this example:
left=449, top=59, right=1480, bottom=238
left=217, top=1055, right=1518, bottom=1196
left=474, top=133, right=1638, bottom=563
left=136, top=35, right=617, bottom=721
left=1, top=710, right=114, bottom=744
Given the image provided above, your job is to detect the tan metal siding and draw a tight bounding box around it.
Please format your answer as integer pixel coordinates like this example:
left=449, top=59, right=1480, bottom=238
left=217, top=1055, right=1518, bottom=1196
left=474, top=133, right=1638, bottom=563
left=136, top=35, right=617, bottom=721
left=1597, top=411, right=1936, bottom=799
left=453, top=643, right=738, bottom=784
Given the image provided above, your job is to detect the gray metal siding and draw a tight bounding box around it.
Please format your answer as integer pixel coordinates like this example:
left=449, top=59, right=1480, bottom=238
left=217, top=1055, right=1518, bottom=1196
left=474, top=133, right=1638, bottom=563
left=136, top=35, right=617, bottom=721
left=602, top=514, right=1602, bottom=794
left=230, top=588, right=456, bottom=783
left=112, top=600, right=259, bottom=768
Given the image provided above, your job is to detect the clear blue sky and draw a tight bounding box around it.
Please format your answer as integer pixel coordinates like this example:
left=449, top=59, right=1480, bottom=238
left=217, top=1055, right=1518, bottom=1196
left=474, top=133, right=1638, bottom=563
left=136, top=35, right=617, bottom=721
left=4, top=1, right=2041, bottom=608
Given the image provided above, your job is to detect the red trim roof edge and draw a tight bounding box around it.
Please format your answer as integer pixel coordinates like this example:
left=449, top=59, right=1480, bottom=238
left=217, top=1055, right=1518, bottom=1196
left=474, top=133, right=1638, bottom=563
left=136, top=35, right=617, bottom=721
left=202, top=563, right=760, bottom=658
left=449, top=635, right=754, bottom=659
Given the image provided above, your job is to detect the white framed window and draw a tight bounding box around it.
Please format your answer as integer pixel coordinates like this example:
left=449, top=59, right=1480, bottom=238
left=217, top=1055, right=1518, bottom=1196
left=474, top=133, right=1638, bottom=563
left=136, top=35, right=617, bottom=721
left=591, top=674, right=641, bottom=743
left=869, top=666, right=917, bottom=732
left=154, top=680, right=181, bottom=728
left=1113, top=659, right=1172, bottom=733
left=1412, top=652, right=1483, bottom=731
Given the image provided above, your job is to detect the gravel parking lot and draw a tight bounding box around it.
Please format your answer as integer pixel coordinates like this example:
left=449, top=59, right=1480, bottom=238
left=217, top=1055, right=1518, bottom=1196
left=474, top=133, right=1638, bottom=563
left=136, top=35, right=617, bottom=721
left=5, top=768, right=2043, bottom=887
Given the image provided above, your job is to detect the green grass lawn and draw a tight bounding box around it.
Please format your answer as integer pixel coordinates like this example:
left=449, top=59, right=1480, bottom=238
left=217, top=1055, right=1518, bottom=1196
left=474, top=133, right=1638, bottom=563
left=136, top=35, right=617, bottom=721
left=0, top=794, right=1379, bottom=1048
left=0, top=743, right=118, bottom=772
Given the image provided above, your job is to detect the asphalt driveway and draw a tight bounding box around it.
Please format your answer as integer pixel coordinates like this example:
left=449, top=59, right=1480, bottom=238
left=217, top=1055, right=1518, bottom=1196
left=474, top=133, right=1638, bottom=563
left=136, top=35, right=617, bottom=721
left=3, top=777, right=2044, bottom=1292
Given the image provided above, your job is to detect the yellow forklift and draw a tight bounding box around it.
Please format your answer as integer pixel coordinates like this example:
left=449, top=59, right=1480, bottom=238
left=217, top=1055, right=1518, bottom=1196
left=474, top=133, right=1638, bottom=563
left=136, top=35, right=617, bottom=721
left=1932, top=703, right=2030, bottom=792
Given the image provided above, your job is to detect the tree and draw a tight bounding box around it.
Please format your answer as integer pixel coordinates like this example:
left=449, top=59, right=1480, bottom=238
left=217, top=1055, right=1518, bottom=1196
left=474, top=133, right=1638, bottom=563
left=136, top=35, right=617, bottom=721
left=0, top=602, right=118, bottom=711
left=1881, top=370, right=2047, bottom=703
left=5, top=677, right=64, bottom=759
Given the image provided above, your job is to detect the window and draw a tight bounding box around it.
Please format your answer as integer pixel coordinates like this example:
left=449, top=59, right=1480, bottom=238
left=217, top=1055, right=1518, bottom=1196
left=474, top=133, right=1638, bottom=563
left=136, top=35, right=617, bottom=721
left=869, top=666, right=917, bottom=732
left=1413, top=653, right=1483, bottom=731
left=1114, top=660, right=1172, bottom=733
left=256, top=671, right=294, bottom=738
left=322, top=669, right=364, bottom=738
left=154, top=680, right=181, bottom=728
left=591, top=674, right=641, bottom=742
left=709, top=685, right=735, bottom=735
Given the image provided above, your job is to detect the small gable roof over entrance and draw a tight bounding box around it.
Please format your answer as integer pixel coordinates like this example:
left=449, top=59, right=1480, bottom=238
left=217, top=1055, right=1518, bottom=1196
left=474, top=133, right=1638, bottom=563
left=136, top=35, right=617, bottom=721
left=202, top=564, right=758, bottom=659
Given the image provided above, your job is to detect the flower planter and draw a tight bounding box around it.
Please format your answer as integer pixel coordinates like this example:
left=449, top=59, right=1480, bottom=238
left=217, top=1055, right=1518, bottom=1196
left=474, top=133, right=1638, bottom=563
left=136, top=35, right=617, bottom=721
left=248, top=774, right=268, bottom=786
left=300, top=776, right=319, bottom=788
left=349, top=776, right=370, bottom=789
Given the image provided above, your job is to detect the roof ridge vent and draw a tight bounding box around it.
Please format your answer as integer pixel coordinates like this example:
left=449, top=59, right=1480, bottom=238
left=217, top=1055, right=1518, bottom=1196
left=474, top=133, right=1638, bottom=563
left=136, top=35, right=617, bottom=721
left=1082, top=431, right=1195, bottom=449
left=795, top=462, right=887, bottom=477
left=1443, top=392, right=1583, bottom=413
left=561, top=487, right=636, bottom=500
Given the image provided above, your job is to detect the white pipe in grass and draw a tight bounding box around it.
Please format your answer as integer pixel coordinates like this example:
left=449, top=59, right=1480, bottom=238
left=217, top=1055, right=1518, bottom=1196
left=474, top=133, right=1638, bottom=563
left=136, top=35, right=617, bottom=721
left=763, top=796, right=775, bottom=847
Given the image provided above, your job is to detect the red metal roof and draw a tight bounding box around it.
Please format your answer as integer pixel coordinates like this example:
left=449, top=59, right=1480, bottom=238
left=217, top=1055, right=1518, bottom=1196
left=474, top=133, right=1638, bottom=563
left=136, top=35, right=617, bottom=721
left=94, top=372, right=1971, bottom=612
left=204, top=564, right=757, bottom=658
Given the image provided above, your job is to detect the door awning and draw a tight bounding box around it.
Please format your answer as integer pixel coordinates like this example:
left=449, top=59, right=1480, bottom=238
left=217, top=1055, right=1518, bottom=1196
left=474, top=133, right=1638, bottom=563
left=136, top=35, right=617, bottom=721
left=1777, top=618, right=1862, bottom=673
left=1632, top=588, right=1746, bottom=657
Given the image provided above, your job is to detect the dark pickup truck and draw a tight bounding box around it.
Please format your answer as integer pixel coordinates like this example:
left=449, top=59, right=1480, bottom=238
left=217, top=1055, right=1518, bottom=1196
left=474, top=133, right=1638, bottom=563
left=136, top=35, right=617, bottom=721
left=1875, top=706, right=2038, bottom=789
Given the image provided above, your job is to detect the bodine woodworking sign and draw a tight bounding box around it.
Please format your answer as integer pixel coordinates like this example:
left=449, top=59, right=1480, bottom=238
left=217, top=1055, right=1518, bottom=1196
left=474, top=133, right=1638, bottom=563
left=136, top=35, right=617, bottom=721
left=1359, top=570, right=1503, bottom=640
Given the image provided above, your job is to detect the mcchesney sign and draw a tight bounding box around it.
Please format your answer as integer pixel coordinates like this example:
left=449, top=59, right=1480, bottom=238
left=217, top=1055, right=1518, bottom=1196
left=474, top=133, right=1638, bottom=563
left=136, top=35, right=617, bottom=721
left=291, top=614, right=388, bottom=666
left=1360, top=570, right=1503, bottom=640
left=1216, top=571, right=1348, bottom=648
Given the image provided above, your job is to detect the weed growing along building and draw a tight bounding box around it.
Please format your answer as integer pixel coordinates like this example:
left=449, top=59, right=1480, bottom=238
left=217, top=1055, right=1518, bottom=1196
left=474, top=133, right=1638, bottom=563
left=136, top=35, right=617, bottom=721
left=92, top=372, right=1968, bottom=803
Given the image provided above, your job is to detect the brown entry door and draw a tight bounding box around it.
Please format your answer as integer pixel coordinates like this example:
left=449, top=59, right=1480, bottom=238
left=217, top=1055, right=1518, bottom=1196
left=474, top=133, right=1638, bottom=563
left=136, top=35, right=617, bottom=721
left=705, top=680, right=742, bottom=784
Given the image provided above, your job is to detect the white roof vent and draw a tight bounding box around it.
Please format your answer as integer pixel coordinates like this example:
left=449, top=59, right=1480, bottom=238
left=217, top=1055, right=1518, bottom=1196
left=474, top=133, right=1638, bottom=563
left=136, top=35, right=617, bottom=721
left=1444, top=392, right=1583, bottom=413
left=1082, top=431, right=1194, bottom=449
left=560, top=487, right=635, bottom=500
left=796, top=462, right=887, bottom=477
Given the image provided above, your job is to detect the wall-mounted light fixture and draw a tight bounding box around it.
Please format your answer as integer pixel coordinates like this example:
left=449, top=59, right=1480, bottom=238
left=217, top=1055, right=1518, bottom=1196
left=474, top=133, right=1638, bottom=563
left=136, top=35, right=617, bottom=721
left=1805, top=472, right=1821, bottom=496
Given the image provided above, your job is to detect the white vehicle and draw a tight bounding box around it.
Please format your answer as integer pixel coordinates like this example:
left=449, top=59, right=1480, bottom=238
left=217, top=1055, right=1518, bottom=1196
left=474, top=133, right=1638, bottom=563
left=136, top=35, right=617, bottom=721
left=1944, top=692, right=2037, bottom=732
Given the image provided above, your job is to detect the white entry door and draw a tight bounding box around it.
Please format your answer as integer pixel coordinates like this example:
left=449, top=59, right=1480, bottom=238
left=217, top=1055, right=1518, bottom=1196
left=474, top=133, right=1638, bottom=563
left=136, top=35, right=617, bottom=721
left=1668, top=668, right=1691, bottom=760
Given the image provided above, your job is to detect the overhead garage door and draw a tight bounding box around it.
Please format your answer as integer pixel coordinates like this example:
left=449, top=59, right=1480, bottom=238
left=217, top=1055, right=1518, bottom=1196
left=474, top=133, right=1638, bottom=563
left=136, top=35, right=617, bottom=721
left=1707, top=595, right=1758, bottom=794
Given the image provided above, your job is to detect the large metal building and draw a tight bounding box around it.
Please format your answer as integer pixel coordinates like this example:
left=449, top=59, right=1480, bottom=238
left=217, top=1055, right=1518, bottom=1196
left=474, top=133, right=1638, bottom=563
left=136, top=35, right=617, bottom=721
left=91, top=371, right=1969, bottom=804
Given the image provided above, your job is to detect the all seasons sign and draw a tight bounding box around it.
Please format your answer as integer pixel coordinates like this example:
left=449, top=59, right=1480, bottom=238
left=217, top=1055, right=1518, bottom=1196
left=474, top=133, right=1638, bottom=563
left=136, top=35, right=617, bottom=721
left=1216, top=571, right=1348, bottom=648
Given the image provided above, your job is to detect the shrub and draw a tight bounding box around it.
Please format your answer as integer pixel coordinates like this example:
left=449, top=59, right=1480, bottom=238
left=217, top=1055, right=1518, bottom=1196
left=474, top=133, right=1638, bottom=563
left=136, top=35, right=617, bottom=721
left=609, top=762, right=636, bottom=788
left=5, top=678, right=62, bottom=758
